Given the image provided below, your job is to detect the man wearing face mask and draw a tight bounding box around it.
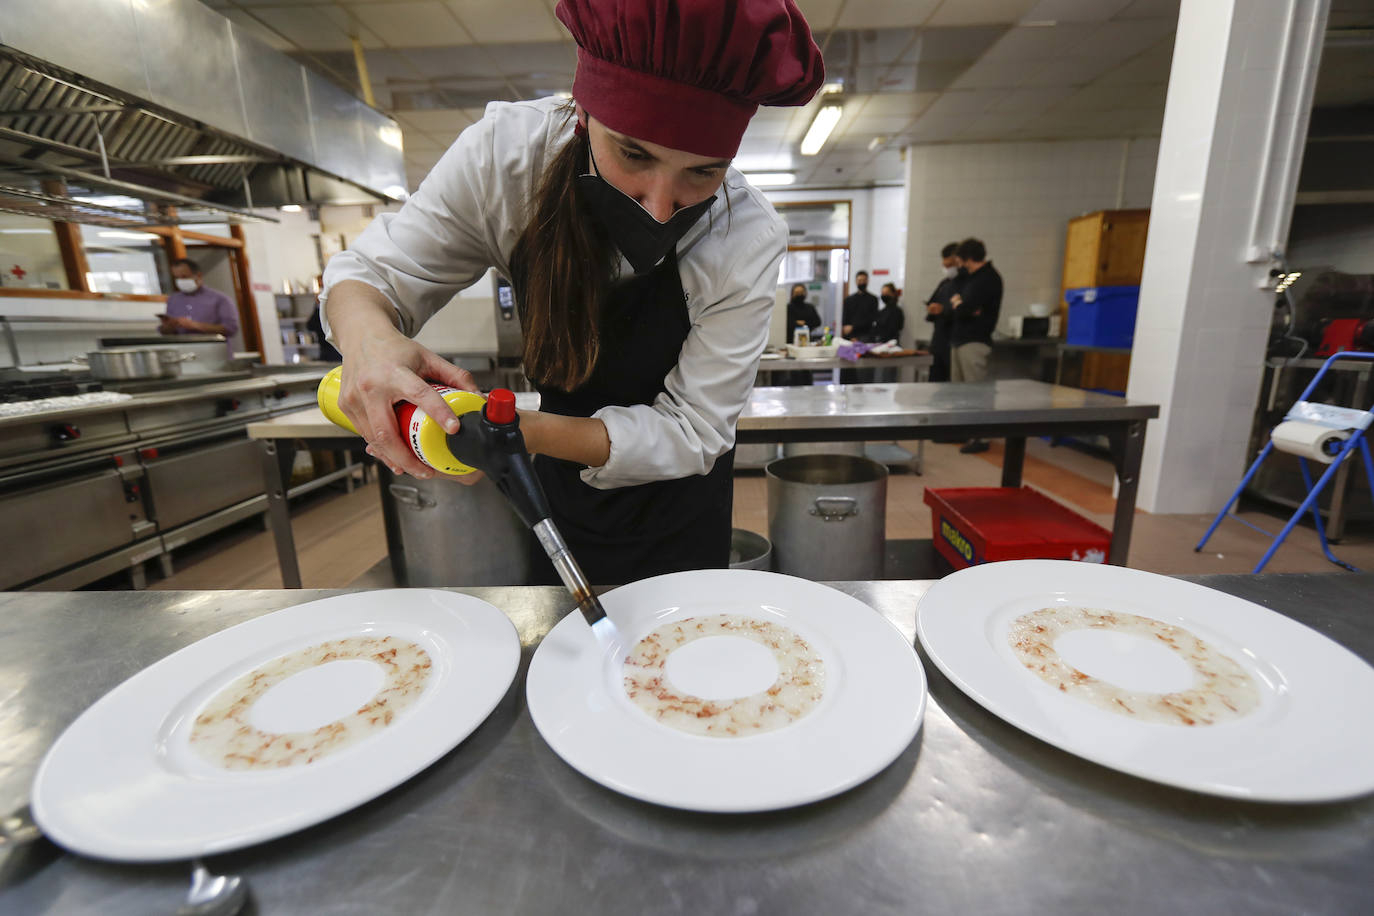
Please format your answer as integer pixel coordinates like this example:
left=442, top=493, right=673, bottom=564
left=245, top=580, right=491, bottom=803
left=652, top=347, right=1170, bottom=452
left=318, top=0, right=825, bottom=586
left=160, top=258, right=238, bottom=345
left=923, top=242, right=961, bottom=382
left=874, top=282, right=904, bottom=342
left=785, top=282, right=822, bottom=386
left=841, top=270, right=878, bottom=341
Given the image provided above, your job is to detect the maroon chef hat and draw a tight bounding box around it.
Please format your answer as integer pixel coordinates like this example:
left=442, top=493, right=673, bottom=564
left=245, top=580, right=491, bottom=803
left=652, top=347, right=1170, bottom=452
left=556, top=0, right=825, bottom=159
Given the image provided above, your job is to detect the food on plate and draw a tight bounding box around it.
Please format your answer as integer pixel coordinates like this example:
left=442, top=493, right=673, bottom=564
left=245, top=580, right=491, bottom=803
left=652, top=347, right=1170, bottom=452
left=622, top=614, right=824, bottom=737
left=1008, top=606, right=1259, bottom=726
left=189, top=635, right=432, bottom=770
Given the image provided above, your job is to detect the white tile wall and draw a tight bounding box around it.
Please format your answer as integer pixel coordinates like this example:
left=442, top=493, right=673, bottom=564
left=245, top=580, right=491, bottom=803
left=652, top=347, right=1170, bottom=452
left=901, top=138, right=1159, bottom=329
left=1130, top=0, right=1328, bottom=515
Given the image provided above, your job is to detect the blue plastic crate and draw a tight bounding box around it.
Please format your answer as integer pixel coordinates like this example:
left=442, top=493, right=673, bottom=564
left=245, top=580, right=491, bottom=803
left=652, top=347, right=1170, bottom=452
left=1065, top=285, right=1139, bottom=349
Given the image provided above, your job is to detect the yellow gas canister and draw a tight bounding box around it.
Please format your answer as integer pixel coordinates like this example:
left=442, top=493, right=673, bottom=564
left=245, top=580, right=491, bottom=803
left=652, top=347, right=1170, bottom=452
left=316, top=366, right=486, bottom=476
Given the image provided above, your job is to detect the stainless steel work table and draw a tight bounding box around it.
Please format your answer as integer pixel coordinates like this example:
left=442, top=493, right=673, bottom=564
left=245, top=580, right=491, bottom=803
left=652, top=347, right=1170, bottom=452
left=739, top=381, right=1158, bottom=564
left=754, top=352, right=932, bottom=383
left=248, top=380, right=1158, bottom=584
left=1, top=575, right=1370, bottom=915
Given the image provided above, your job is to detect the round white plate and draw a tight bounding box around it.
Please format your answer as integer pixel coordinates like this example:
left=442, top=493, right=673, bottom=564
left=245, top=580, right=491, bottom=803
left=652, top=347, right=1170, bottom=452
left=916, top=561, right=1374, bottom=802
left=32, top=589, right=520, bottom=861
left=527, top=569, right=926, bottom=812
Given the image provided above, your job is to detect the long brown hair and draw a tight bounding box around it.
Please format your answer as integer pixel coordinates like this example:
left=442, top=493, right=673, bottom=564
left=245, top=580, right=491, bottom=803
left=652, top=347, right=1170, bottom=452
left=512, top=126, right=615, bottom=392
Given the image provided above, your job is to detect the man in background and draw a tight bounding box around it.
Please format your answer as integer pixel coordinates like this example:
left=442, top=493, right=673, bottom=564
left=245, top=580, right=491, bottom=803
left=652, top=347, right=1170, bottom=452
left=841, top=270, right=880, bottom=382
left=160, top=258, right=238, bottom=346
left=923, top=242, right=962, bottom=382
left=949, top=238, right=1002, bottom=453
left=785, top=282, right=821, bottom=386
left=841, top=269, right=878, bottom=340
left=874, top=282, right=904, bottom=341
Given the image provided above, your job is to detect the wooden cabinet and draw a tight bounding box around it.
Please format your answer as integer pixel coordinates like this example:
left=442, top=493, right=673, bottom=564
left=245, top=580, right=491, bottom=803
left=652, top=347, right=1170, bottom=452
left=1059, top=209, right=1150, bottom=394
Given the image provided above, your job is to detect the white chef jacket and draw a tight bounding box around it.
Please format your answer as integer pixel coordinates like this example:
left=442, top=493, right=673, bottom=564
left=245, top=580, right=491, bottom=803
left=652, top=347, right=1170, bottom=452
left=320, top=96, right=786, bottom=490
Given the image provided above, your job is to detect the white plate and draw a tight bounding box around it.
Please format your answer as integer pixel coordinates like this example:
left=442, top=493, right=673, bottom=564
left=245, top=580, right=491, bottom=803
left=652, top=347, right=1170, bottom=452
left=916, top=561, right=1374, bottom=802
left=527, top=569, right=925, bottom=812
left=32, top=589, right=520, bottom=861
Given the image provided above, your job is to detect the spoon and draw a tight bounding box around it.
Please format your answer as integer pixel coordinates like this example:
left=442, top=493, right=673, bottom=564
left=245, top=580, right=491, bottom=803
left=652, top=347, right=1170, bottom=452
left=176, top=859, right=249, bottom=916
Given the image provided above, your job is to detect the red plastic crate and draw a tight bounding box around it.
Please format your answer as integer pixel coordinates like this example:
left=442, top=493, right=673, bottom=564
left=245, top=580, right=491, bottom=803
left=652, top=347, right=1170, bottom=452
left=924, top=487, right=1112, bottom=569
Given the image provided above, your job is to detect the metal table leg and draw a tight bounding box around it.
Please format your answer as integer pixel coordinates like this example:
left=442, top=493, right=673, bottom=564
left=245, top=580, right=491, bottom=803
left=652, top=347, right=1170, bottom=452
left=1326, top=365, right=1370, bottom=542
left=1001, top=437, right=1026, bottom=487
left=259, top=437, right=303, bottom=588
left=1107, top=419, right=1146, bottom=566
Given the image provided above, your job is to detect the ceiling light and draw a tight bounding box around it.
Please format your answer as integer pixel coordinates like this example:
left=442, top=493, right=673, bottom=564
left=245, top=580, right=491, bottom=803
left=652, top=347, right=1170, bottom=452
left=553, top=91, right=573, bottom=100
left=743, top=172, right=796, bottom=186
left=867, top=136, right=886, bottom=152
left=382, top=185, right=409, bottom=201
left=820, top=81, right=844, bottom=95
left=279, top=204, right=303, bottom=213
left=800, top=101, right=843, bottom=156
left=0, top=228, right=54, bottom=234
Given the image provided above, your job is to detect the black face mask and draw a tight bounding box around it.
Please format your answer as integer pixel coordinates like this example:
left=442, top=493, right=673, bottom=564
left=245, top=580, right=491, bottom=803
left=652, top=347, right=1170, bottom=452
left=881, top=294, right=896, bottom=306
left=856, top=283, right=868, bottom=293
left=791, top=294, right=806, bottom=305
left=576, top=148, right=716, bottom=275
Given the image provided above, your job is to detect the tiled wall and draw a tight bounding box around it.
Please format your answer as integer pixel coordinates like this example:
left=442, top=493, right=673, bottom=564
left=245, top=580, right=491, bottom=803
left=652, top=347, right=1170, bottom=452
left=903, top=138, right=1160, bottom=333
left=1130, top=0, right=1326, bottom=515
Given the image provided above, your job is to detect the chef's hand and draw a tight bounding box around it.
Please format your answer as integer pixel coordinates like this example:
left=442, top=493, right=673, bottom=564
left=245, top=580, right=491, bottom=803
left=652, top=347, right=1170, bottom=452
left=332, top=326, right=478, bottom=483
left=950, top=294, right=963, bottom=307
left=159, top=314, right=189, bottom=333
left=926, top=303, right=943, bottom=316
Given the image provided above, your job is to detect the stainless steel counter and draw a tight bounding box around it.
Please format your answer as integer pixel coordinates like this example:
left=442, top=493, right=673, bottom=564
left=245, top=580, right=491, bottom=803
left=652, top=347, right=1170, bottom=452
left=755, top=353, right=932, bottom=383
left=248, top=381, right=1160, bottom=584
left=2, top=575, right=1371, bottom=915
left=0, top=370, right=328, bottom=431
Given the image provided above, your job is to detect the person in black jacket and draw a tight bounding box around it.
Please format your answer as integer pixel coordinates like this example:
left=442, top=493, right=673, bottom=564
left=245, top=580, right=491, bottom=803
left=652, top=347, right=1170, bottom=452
left=786, top=283, right=821, bottom=338
left=785, top=283, right=822, bottom=386
left=874, top=283, right=904, bottom=341
left=923, top=242, right=961, bottom=381
left=840, top=270, right=880, bottom=382
left=949, top=237, right=1002, bottom=453
left=841, top=270, right=879, bottom=340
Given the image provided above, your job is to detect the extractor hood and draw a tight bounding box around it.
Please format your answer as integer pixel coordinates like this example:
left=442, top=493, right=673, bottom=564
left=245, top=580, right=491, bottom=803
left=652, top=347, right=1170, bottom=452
left=0, top=0, right=407, bottom=227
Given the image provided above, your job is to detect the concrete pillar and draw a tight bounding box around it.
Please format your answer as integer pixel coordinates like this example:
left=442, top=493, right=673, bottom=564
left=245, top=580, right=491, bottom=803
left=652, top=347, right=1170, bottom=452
left=1128, top=0, right=1329, bottom=514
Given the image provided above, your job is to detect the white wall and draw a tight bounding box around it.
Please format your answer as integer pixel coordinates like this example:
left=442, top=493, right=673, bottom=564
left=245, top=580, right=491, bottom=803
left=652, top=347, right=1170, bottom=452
left=0, top=214, right=67, bottom=290
left=903, top=138, right=1160, bottom=334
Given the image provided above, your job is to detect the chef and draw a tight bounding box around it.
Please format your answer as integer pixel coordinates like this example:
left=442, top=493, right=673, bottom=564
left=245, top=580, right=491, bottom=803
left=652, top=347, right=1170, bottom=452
left=319, top=0, right=824, bottom=585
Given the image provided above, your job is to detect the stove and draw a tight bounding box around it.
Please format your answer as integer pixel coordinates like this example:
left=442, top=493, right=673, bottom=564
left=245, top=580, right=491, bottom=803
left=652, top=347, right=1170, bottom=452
left=0, top=369, right=103, bottom=403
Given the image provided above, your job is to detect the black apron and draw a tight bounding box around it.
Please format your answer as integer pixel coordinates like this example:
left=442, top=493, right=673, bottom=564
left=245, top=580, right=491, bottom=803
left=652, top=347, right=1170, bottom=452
left=517, top=249, right=735, bottom=586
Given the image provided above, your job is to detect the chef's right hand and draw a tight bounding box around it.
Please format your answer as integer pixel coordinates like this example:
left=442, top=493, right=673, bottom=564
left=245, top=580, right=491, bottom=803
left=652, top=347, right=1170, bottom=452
left=927, top=303, right=943, bottom=316
left=337, top=328, right=478, bottom=483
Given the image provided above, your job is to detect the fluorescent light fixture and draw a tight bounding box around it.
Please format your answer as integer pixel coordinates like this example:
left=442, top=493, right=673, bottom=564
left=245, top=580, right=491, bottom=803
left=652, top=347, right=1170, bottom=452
left=382, top=184, right=409, bottom=201
left=0, top=228, right=53, bottom=234
left=553, top=90, right=573, bottom=100
left=867, top=136, right=886, bottom=152
left=72, top=194, right=144, bottom=210
left=279, top=204, right=303, bottom=213
left=820, top=81, right=844, bottom=95
left=743, top=172, right=796, bottom=186
left=98, top=230, right=158, bottom=241
left=800, top=102, right=843, bottom=156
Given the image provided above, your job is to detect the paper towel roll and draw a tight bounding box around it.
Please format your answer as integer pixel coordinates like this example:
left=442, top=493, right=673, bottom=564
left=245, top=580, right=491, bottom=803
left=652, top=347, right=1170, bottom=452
left=1270, top=421, right=1351, bottom=463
